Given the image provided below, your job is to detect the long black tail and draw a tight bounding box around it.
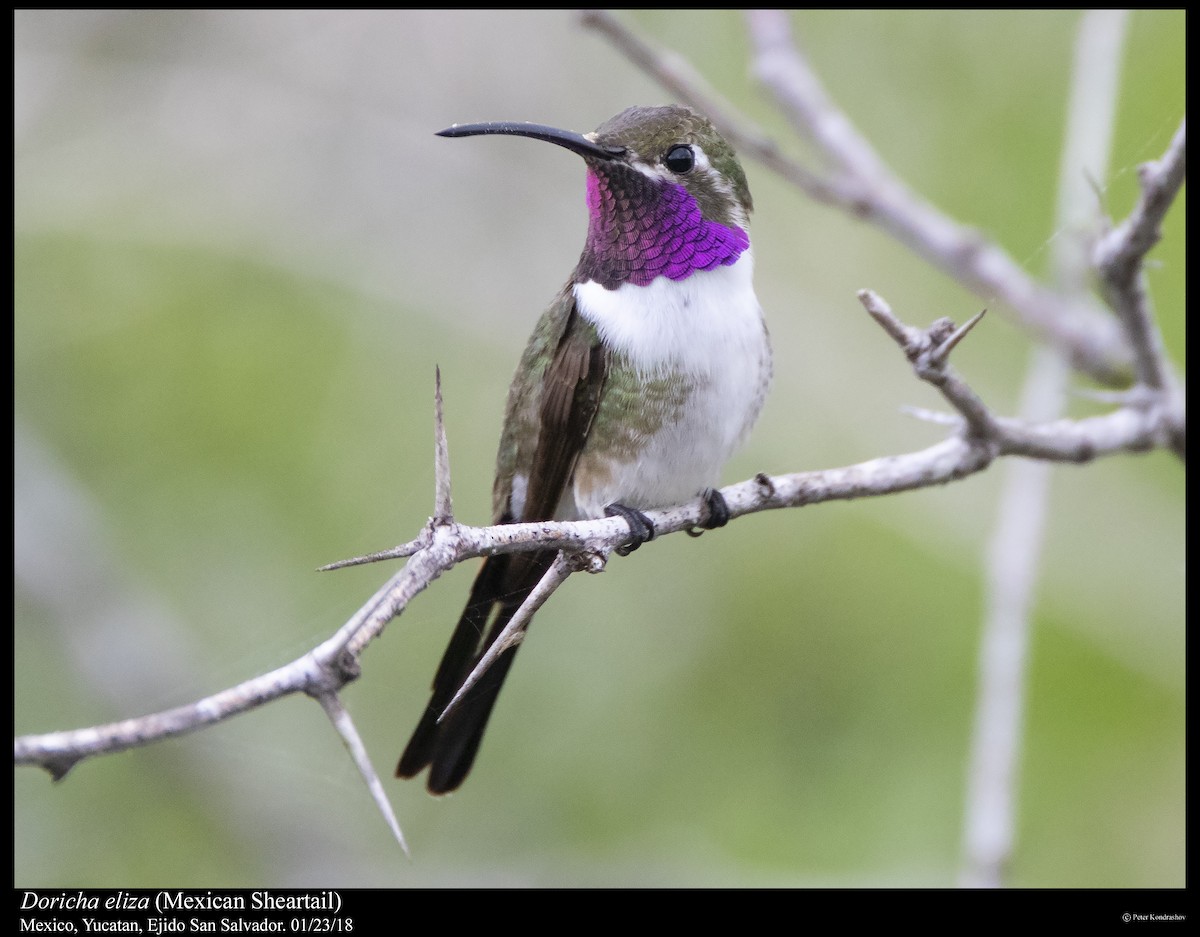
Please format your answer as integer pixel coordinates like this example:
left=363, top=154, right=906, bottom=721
left=396, top=549, right=554, bottom=794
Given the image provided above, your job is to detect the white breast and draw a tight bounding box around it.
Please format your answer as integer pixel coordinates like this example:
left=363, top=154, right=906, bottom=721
left=570, top=251, right=771, bottom=518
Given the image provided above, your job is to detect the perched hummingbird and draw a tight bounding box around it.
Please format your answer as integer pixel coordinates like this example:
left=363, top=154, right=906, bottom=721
left=397, top=104, right=772, bottom=794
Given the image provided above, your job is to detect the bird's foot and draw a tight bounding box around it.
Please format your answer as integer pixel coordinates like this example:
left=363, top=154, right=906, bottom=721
left=686, top=488, right=729, bottom=538
left=604, top=503, right=657, bottom=556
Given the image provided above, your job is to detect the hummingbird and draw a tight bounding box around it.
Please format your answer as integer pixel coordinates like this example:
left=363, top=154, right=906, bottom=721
left=397, top=104, right=772, bottom=794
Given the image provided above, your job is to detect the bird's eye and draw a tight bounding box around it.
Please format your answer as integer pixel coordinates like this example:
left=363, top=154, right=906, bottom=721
left=664, top=144, right=695, bottom=174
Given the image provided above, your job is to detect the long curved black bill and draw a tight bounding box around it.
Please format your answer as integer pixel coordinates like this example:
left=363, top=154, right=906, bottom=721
left=437, top=121, right=625, bottom=161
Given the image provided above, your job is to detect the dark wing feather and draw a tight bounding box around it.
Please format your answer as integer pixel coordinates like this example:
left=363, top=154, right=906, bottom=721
left=397, top=302, right=607, bottom=793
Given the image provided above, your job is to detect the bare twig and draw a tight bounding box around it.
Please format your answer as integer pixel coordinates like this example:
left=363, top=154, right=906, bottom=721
left=1093, top=118, right=1186, bottom=292
left=861, top=292, right=998, bottom=442
left=1093, top=118, right=1186, bottom=456
left=13, top=649, right=353, bottom=779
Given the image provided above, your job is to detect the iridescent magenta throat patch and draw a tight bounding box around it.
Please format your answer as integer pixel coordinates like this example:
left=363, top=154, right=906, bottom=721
left=580, top=166, right=748, bottom=289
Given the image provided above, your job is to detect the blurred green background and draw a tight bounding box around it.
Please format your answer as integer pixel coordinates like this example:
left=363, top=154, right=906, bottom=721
left=15, top=10, right=1183, bottom=887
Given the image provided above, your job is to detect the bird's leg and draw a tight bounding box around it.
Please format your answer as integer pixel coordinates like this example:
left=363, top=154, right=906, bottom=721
left=686, top=487, right=729, bottom=537
left=604, top=503, right=657, bottom=556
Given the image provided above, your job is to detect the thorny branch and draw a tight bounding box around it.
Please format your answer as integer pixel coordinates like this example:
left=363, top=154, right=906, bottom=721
left=14, top=281, right=1179, bottom=779
left=16, top=11, right=1183, bottom=850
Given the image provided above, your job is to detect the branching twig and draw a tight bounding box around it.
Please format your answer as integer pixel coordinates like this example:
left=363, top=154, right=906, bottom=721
left=1093, top=119, right=1187, bottom=324
left=861, top=294, right=997, bottom=441
left=1093, top=118, right=1186, bottom=457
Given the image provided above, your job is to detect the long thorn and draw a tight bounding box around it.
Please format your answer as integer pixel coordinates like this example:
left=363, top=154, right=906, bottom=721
left=433, top=366, right=453, bottom=524
left=438, top=552, right=574, bottom=723
left=317, top=539, right=423, bottom=571
left=929, top=308, right=987, bottom=367
left=315, top=691, right=409, bottom=856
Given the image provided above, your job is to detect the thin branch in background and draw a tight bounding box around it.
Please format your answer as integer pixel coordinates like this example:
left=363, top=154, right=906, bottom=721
left=960, top=9, right=1128, bottom=889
